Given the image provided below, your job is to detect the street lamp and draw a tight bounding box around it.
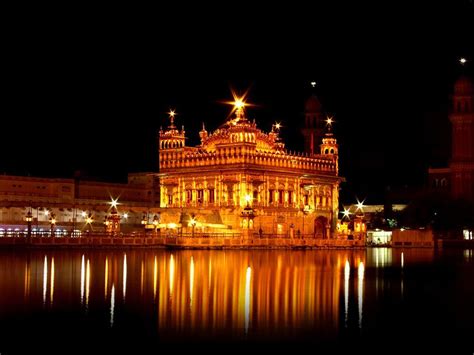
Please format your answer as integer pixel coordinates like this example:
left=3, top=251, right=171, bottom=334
left=153, top=214, right=160, bottom=234
left=189, top=215, right=197, bottom=238
left=25, top=209, right=33, bottom=240
left=49, top=213, right=56, bottom=238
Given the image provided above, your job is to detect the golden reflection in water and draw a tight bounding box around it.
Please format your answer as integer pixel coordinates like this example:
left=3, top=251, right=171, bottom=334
left=153, top=256, right=157, bottom=300
left=105, top=257, right=109, bottom=300
left=110, top=284, right=115, bottom=327
left=140, top=260, right=144, bottom=296
left=401, top=252, right=404, bottom=268
left=344, top=260, right=350, bottom=328
left=153, top=251, right=348, bottom=334
left=86, top=259, right=90, bottom=308
left=50, top=257, right=54, bottom=305
left=80, top=254, right=85, bottom=305
left=169, top=254, right=175, bottom=297
left=244, top=266, right=251, bottom=334
left=358, top=261, right=365, bottom=329
left=24, top=257, right=30, bottom=299
left=43, top=255, right=48, bottom=306
left=123, top=253, right=127, bottom=301
left=190, top=256, right=194, bottom=307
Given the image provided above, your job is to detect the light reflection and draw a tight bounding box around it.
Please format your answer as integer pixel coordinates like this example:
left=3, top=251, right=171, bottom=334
left=50, top=257, right=55, bottom=305
left=123, top=253, right=127, bottom=301
left=153, top=256, right=157, bottom=300
left=80, top=254, right=85, bottom=305
left=110, top=284, right=115, bottom=327
left=169, top=254, right=175, bottom=297
left=401, top=252, right=404, bottom=269
left=358, top=261, right=365, bottom=329
left=245, top=266, right=252, bottom=334
left=190, top=256, right=194, bottom=307
left=104, top=257, right=108, bottom=299
left=86, top=259, right=90, bottom=308
left=24, top=258, right=30, bottom=299
left=141, top=260, right=144, bottom=296
left=43, top=255, right=48, bottom=306
left=344, top=260, right=350, bottom=327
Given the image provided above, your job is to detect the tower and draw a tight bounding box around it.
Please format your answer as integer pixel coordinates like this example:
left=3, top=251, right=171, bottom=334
left=320, top=117, right=339, bottom=173
left=449, top=76, right=474, bottom=202
left=158, top=110, right=186, bottom=169
left=302, top=94, right=325, bottom=155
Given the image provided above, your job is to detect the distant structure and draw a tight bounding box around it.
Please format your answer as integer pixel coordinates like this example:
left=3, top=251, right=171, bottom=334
left=302, top=94, right=326, bottom=155
left=158, top=94, right=343, bottom=238
left=429, top=75, right=474, bottom=203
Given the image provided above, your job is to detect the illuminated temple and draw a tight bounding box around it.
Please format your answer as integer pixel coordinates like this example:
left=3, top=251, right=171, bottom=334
left=158, top=95, right=344, bottom=238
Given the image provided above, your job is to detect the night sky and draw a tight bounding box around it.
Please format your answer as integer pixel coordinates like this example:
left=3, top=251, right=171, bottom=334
left=2, top=2, right=473, bottom=204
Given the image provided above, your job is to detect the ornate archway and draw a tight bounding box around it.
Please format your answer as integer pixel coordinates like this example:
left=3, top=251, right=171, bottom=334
left=314, top=216, right=328, bottom=239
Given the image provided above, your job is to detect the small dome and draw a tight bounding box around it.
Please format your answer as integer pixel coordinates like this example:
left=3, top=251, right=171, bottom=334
left=305, top=95, right=322, bottom=112
left=454, top=76, right=474, bottom=95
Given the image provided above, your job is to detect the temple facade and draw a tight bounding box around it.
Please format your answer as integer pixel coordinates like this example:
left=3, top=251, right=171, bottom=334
left=158, top=98, right=344, bottom=238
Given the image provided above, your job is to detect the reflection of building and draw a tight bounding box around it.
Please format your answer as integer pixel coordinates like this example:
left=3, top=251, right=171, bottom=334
left=429, top=75, right=474, bottom=202
left=158, top=96, right=344, bottom=237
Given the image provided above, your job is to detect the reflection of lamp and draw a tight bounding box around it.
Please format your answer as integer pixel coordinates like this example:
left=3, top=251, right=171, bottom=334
left=141, top=213, right=147, bottom=226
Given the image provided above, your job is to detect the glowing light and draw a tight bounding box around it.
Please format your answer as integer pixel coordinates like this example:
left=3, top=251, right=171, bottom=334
left=110, top=198, right=119, bottom=208
left=356, top=198, right=366, bottom=212
left=105, top=257, right=108, bottom=299
left=168, top=223, right=177, bottom=229
left=190, top=256, right=194, bottom=307
left=326, top=116, right=334, bottom=126
left=50, top=257, right=54, bottom=305
left=401, top=252, right=404, bottom=269
left=44, top=210, right=49, bottom=216
left=123, top=253, right=127, bottom=301
left=224, top=88, right=253, bottom=119
left=169, top=254, right=175, bottom=296
left=86, top=259, right=90, bottom=308
left=81, top=211, right=87, bottom=218
left=169, top=109, right=176, bottom=118
left=123, top=213, right=128, bottom=219
left=245, top=194, right=252, bottom=204
left=342, top=208, right=351, bottom=219
left=43, top=255, right=48, bottom=306
left=344, top=260, right=350, bottom=327
left=245, top=266, right=252, bottom=334
left=86, top=216, right=93, bottom=224
left=358, top=261, right=365, bottom=329
left=80, top=254, right=85, bottom=305
left=153, top=256, right=158, bottom=300
left=274, top=122, right=281, bottom=130
left=234, top=99, right=245, bottom=110
left=110, top=284, right=115, bottom=327
left=311, top=81, right=317, bottom=88
left=460, top=57, right=467, bottom=65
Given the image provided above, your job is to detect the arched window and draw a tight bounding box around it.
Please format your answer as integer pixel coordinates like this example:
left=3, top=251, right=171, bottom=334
left=330, top=149, right=334, bottom=154
left=324, top=149, right=329, bottom=154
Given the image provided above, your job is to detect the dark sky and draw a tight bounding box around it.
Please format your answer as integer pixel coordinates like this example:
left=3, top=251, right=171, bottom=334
left=2, top=1, right=473, bottom=204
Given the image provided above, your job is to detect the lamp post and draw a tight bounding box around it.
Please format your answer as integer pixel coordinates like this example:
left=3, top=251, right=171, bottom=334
left=49, top=213, right=56, bottom=238
left=153, top=214, right=160, bottom=235
left=189, top=215, right=197, bottom=238
left=25, top=209, right=33, bottom=240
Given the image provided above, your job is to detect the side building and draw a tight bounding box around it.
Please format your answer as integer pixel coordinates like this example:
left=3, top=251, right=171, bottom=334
left=158, top=98, right=344, bottom=238
left=0, top=173, right=160, bottom=235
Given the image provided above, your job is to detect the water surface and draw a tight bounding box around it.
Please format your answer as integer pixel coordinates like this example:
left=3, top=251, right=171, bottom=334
left=0, top=248, right=472, bottom=353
